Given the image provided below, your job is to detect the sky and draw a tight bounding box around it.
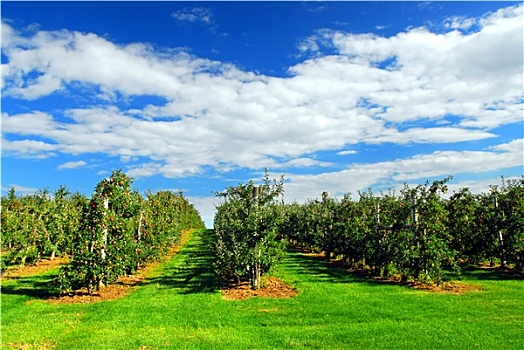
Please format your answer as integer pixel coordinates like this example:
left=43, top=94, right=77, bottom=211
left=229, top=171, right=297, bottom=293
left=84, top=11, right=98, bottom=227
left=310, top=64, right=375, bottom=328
left=1, top=1, right=523, bottom=228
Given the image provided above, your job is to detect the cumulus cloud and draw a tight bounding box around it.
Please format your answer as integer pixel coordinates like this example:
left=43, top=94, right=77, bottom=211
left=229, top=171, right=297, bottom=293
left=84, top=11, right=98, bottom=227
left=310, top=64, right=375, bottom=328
left=186, top=195, right=219, bottom=228
left=367, top=127, right=497, bottom=144
left=443, top=16, right=478, bottom=30
left=2, top=138, right=57, bottom=158
left=445, top=177, right=516, bottom=196
left=282, top=138, right=524, bottom=203
left=1, top=3, right=522, bottom=183
left=297, top=5, right=522, bottom=127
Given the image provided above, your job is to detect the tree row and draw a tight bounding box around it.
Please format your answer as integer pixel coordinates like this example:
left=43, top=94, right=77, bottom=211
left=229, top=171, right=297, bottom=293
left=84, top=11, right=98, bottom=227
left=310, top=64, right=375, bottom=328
left=1, top=170, right=205, bottom=293
left=213, top=174, right=523, bottom=289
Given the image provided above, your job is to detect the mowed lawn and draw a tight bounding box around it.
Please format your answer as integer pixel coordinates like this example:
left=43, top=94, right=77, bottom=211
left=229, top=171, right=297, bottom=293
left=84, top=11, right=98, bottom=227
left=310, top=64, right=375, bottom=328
left=1, top=229, right=523, bottom=350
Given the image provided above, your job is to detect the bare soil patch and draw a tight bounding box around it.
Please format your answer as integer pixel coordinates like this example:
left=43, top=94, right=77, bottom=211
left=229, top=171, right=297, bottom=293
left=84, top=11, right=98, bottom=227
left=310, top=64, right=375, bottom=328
left=221, top=276, right=299, bottom=300
left=46, top=269, right=151, bottom=305
left=345, top=264, right=483, bottom=294
left=2, top=257, right=69, bottom=279
left=5, top=342, right=55, bottom=350
left=411, top=280, right=482, bottom=294
left=369, top=275, right=483, bottom=294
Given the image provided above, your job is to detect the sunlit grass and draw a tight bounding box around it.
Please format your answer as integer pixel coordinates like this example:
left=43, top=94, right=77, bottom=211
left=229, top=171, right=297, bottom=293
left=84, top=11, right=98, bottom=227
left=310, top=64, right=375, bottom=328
left=2, top=229, right=523, bottom=349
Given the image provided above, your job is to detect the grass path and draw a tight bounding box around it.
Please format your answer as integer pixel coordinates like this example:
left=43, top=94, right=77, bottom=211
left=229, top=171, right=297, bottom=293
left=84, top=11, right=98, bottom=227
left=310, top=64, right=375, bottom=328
left=1, top=229, right=523, bottom=349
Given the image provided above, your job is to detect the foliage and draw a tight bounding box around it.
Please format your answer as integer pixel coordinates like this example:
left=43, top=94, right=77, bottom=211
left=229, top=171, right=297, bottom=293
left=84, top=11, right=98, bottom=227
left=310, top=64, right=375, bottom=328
left=0, top=170, right=204, bottom=293
left=1, top=186, right=86, bottom=266
left=213, top=171, right=285, bottom=288
left=490, top=178, right=524, bottom=269
left=56, top=170, right=205, bottom=293
left=280, top=176, right=524, bottom=284
left=57, top=170, right=142, bottom=293
left=447, top=187, right=483, bottom=262
left=449, top=177, right=524, bottom=270
left=140, top=190, right=205, bottom=263
left=401, top=178, right=456, bottom=284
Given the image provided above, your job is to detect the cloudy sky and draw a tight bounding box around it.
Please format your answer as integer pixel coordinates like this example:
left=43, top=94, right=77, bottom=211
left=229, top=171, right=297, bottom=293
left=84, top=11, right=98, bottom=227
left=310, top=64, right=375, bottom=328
left=2, top=1, right=523, bottom=227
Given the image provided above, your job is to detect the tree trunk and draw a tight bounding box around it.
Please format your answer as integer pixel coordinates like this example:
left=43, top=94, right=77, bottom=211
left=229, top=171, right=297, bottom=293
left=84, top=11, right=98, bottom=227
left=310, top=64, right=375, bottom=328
left=251, top=246, right=262, bottom=289
left=137, top=211, right=143, bottom=244
left=136, top=211, right=143, bottom=270
left=255, top=262, right=261, bottom=289
left=98, top=198, right=110, bottom=290
left=494, top=197, right=506, bottom=269
left=101, top=198, right=109, bottom=261
left=411, top=195, right=418, bottom=238
left=251, top=263, right=261, bottom=290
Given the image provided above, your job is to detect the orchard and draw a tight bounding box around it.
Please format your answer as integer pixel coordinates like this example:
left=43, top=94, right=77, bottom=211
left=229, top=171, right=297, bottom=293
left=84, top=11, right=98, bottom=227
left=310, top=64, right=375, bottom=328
left=2, top=171, right=522, bottom=292
left=1, top=170, right=205, bottom=293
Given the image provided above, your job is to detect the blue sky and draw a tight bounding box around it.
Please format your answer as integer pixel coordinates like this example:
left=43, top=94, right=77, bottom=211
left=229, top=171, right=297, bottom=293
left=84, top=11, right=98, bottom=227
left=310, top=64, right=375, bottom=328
left=2, top=1, right=523, bottom=227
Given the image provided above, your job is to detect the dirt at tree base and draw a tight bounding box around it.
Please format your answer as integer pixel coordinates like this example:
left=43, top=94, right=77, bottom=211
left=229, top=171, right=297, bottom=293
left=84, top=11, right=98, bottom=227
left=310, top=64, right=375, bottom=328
left=2, top=257, right=69, bottom=279
left=5, top=342, right=55, bottom=350
left=221, top=276, right=300, bottom=300
left=299, top=250, right=483, bottom=294
left=412, top=280, right=482, bottom=294
left=372, top=275, right=484, bottom=294
left=45, top=270, right=151, bottom=304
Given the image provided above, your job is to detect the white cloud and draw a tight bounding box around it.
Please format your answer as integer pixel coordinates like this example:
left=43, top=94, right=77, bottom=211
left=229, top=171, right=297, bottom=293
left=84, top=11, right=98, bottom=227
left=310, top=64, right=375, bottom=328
left=446, top=176, right=522, bottom=196
left=337, top=150, right=357, bottom=156
left=489, top=138, right=524, bottom=153
left=2, top=138, right=57, bottom=158
left=282, top=138, right=523, bottom=203
left=1, top=4, right=522, bottom=181
left=367, top=127, right=497, bottom=144
left=171, top=7, right=214, bottom=25
left=93, top=137, right=523, bottom=227
left=443, top=16, right=477, bottom=30
left=2, top=111, right=56, bottom=134
left=298, top=5, right=522, bottom=127
left=1, top=184, right=39, bottom=195
left=273, top=157, right=334, bottom=169
left=2, top=27, right=228, bottom=100
left=57, top=160, right=87, bottom=170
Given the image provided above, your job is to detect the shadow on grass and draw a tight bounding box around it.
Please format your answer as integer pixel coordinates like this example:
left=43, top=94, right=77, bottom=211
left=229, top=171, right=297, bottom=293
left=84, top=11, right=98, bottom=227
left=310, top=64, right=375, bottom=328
left=0, top=230, right=220, bottom=299
left=284, top=248, right=523, bottom=289
left=282, top=250, right=368, bottom=284
left=456, top=264, right=523, bottom=281
left=0, top=273, right=61, bottom=299
left=141, top=229, right=221, bottom=294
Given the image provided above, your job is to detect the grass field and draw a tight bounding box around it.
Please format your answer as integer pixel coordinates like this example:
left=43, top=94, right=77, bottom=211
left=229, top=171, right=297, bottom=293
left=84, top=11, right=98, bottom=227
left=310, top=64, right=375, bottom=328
left=1, top=229, right=523, bottom=349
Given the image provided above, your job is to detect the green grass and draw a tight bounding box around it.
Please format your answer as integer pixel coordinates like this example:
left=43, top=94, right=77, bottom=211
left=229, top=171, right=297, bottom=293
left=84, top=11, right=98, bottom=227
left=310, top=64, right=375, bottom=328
left=2, top=229, right=523, bottom=349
